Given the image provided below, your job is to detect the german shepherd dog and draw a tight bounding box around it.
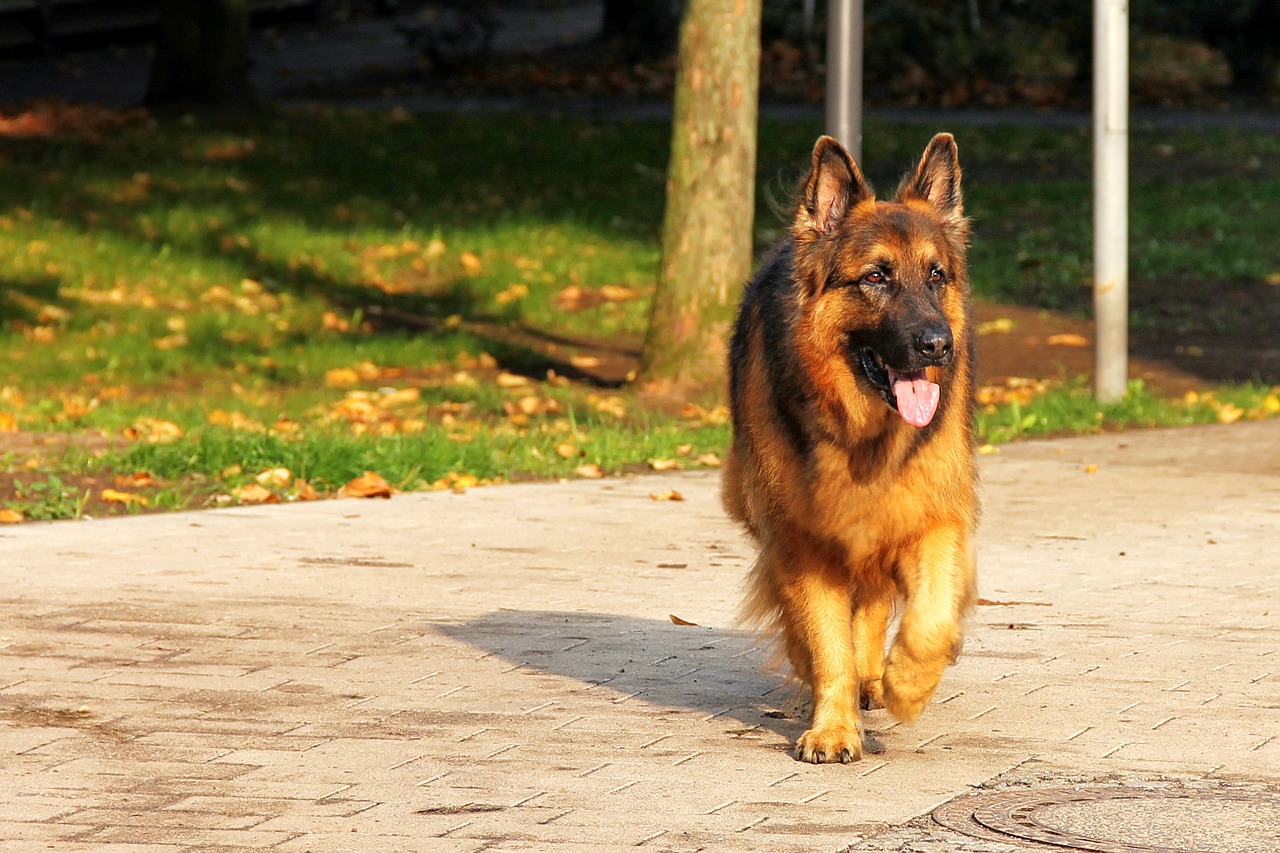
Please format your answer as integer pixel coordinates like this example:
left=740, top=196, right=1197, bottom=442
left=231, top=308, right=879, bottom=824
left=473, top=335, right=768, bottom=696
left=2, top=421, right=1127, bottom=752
left=722, top=134, right=977, bottom=763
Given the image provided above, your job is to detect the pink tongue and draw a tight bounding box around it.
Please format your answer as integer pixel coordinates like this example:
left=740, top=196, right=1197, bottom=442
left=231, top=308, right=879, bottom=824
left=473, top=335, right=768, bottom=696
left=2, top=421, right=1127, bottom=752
left=892, top=375, right=940, bottom=428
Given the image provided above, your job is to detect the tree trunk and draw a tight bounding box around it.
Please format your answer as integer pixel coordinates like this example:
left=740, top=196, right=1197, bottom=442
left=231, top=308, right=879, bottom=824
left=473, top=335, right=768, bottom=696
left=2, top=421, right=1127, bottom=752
left=146, top=0, right=259, bottom=110
left=636, top=0, right=762, bottom=398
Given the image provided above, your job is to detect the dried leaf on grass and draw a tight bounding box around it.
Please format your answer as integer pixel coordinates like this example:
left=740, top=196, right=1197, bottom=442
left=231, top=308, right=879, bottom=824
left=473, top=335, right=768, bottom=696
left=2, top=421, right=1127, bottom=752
left=496, top=372, right=530, bottom=388
left=0, top=412, right=17, bottom=432
left=293, top=478, right=319, bottom=501
left=599, top=284, right=636, bottom=302
left=648, top=458, right=678, bottom=471
left=101, top=489, right=148, bottom=507
left=574, top=463, right=604, bottom=479
left=0, top=508, right=24, bottom=524
left=255, top=467, right=292, bottom=488
left=669, top=614, right=699, bottom=626
left=232, top=483, right=278, bottom=504
left=495, top=283, right=528, bottom=305
left=340, top=471, right=394, bottom=499
left=122, top=418, right=183, bottom=443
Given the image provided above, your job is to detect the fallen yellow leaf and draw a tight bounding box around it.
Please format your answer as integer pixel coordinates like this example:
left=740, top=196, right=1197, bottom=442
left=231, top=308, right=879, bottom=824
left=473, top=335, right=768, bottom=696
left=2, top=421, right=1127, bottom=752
left=1046, top=333, right=1089, bottom=347
left=340, top=471, right=394, bottom=499
left=590, top=394, right=627, bottom=418
left=495, top=283, right=529, bottom=305
left=0, top=508, right=24, bottom=524
left=695, top=452, right=722, bottom=468
left=555, top=442, right=578, bottom=459
left=255, top=467, right=292, bottom=488
left=322, top=310, right=350, bottom=332
left=496, top=371, right=529, bottom=388
left=669, top=614, right=699, bottom=626
left=600, top=284, right=636, bottom=302
left=574, top=463, right=604, bottom=479
left=1264, top=272, right=1280, bottom=286
left=114, top=471, right=154, bottom=488
left=293, top=478, right=319, bottom=501
left=101, top=489, right=148, bottom=506
left=123, top=418, right=183, bottom=444
left=554, top=284, right=586, bottom=310
left=569, top=354, right=601, bottom=369
left=451, top=473, right=479, bottom=494
left=650, top=489, right=685, bottom=501
left=0, top=412, right=16, bottom=432
left=232, top=483, right=278, bottom=504
left=1083, top=464, right=1099, bottom=474
left=976, top=317, right=1014, bottom=336
left=648, top=458, right=679, bottom=471
left=324, top=367, right=359, bottom=388
left=151, top=333, right=188, bottom=351
left=423, top=237, right=447, bottom=261
left=1216, top=403, right=1244, bottom=424
left=459, top=251, right=483, bottom=275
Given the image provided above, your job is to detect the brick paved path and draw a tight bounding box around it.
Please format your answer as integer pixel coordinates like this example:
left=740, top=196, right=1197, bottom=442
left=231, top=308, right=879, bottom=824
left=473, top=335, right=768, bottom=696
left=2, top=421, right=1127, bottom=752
left=2, top=421, right=1278, bottom=851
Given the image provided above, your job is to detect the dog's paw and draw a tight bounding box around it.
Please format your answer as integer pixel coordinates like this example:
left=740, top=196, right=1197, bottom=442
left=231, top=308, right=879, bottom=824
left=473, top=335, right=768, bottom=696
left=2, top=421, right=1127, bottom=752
left=859, top=678, right=885, bottom=711
left=794, top=725, right=863, bottom=764
left=882, top=656, right=939, bottom=723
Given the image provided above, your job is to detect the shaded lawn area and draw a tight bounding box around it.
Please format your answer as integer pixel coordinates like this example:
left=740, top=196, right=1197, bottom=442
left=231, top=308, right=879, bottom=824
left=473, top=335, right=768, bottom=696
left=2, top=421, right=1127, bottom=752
left=0, top=105, right=1277, bottom=519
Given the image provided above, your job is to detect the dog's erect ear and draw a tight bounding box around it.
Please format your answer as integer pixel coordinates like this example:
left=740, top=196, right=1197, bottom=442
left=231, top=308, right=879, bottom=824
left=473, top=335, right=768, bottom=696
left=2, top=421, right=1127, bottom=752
left=897, top=133, right=963, bottom=222
left=800, top=135, right=873, bottom=235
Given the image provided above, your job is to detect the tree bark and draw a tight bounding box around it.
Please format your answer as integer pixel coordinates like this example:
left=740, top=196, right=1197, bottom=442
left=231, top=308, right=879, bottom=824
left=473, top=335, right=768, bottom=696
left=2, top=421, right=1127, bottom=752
left=636, top=0, right=762, bottom=398
left=146, top=0, right=259, bottom=110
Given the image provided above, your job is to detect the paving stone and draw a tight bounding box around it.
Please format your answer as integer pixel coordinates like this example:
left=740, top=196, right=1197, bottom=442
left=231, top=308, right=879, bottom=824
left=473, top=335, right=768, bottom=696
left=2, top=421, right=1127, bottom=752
left=1, top=420, right=1278, bottom=850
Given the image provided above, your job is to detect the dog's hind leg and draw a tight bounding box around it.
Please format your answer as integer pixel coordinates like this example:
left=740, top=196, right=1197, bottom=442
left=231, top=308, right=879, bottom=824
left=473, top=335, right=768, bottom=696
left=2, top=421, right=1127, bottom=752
left=882, top=524, right=975, bottom=722
left=773, top=542, right=863, bottom=764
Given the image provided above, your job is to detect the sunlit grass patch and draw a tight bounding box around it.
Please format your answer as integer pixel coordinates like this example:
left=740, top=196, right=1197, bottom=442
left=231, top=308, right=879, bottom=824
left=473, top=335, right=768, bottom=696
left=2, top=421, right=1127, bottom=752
left=0, top=106, right=1277, bottom=520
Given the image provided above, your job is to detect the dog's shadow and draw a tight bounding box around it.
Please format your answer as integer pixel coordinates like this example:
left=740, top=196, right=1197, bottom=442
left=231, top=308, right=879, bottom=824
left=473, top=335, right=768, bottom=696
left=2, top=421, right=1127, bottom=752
left=436, top=610, right=808, bottom=742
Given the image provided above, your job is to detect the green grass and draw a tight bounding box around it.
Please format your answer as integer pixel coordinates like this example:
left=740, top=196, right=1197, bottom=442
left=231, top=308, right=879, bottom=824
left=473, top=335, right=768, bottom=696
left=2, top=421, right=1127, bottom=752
left=1, top=107, right=1277, bottom=519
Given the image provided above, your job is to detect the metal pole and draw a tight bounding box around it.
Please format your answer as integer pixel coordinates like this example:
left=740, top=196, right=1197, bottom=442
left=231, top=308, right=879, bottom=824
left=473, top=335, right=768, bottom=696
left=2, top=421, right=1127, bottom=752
left=825, top=0, right=863, bottom=164
left=1093, top=0, right=1129, bottom=402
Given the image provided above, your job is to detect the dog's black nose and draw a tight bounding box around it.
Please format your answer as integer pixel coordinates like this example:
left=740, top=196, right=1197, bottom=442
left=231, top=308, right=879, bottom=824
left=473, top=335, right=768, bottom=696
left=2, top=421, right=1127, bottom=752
left=914, top=327, right=953, bottom=362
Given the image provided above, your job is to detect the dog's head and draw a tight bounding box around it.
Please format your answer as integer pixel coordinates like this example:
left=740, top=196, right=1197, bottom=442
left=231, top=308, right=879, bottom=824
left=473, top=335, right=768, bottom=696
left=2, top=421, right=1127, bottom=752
left=790, top=133, right=970, bottom=429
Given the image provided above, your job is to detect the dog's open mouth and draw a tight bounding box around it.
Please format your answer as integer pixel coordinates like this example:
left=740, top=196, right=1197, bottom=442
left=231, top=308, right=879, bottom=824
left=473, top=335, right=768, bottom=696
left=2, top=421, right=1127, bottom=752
left=858, top=348, right=941, bottom=428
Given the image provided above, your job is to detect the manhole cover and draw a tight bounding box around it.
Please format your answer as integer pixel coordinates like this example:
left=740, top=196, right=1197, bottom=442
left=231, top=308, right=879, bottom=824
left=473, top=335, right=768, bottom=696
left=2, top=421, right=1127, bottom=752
left=933, top=786, right=1280, bottom=853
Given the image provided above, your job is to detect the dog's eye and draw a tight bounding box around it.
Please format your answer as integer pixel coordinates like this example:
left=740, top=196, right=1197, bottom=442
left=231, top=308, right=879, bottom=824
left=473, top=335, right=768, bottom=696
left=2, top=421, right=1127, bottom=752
left=862, top=270, right=887, bottom=286
left=929, top=267, right=947, bottom=287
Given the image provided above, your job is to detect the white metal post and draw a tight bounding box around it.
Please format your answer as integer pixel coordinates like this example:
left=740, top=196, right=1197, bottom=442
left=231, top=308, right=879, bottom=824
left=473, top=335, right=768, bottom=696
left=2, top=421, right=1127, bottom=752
left=1093, top=0, right=1129, bottom=402
left=826, top=0, right=863, bottom=164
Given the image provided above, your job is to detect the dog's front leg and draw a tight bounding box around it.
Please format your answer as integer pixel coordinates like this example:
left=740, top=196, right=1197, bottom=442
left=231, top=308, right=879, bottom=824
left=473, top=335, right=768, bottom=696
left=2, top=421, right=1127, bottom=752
left=776, top=545, right=862, bottom=763
left=852, top=589, right=893, bottom=710
left=882, top=523, right=975, bottom=722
